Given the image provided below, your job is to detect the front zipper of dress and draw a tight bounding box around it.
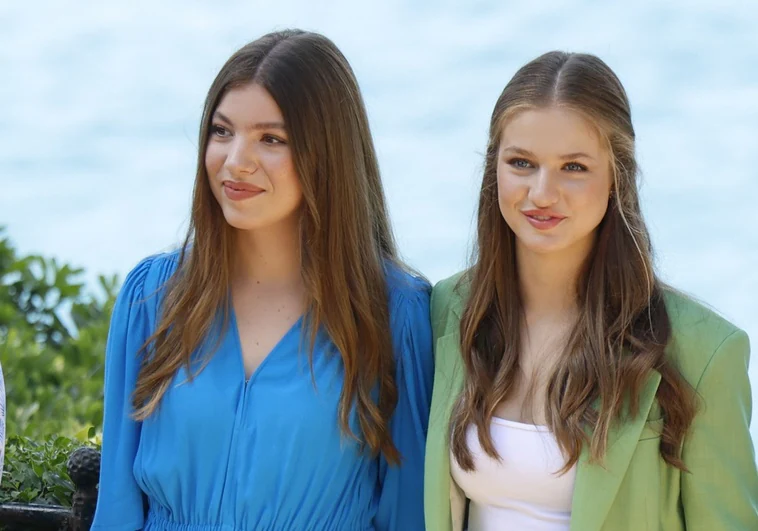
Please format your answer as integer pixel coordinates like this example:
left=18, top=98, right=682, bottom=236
left=239, top=377, right=251, bottom=424
left=215, top=377, right=251, bottom=525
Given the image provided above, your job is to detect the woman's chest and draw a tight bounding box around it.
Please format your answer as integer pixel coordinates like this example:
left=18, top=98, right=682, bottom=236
left=142, top=328, right=356, bottom=445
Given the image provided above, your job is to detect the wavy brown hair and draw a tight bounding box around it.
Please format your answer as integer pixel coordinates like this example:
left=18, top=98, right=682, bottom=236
left=131, top=30, right=403, bottom=463
left=451, top=51, right=697, bottom=472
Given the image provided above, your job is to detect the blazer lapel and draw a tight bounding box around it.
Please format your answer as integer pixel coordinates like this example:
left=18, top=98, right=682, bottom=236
left=569, top=370, right=662, bottom=531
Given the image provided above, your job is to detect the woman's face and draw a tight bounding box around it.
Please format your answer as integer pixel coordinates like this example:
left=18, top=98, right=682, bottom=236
left=496, top=106, right=613, bottom=260
left=205, top=83, right=303, bottom=233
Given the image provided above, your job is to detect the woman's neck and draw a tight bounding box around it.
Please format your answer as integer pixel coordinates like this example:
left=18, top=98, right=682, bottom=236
left=232, top=219, right=303, bottom=290
left=516, top=241, right=590, bottom=319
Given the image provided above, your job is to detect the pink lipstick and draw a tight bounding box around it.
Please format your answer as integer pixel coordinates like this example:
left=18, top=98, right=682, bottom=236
left=222, top=181, right=264, bottom=201
left=521, top=209, right=566, bottom=230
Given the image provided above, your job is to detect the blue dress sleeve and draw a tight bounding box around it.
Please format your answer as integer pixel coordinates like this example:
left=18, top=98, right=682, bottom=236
left=375, top=279, right=434, bottom=531
left=92, top=257, right=157, bottom=531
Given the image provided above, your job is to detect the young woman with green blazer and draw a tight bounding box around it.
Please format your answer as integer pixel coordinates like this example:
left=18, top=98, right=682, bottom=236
left=424, top=51, right=758, bottom=531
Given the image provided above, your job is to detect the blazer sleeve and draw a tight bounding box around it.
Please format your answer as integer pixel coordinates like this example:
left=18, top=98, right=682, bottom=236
left=681, top=329, right=758, bottom=530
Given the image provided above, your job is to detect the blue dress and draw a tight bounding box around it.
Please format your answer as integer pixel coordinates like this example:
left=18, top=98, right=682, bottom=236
left=91, top=252, right=433, bottom=531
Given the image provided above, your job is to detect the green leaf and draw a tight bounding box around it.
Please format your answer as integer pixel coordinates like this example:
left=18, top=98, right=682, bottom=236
left=0, top=435, right=94, bottom=506
left=0, top=229, right=112, bottom=507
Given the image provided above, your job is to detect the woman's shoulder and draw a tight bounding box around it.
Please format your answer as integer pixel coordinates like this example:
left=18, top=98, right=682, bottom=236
left=432, top=271, right=468, bottom=306
left=663, top=287, right=749, bottom=385
left=114, top=249, right=183, bottom=324
left=429, top=271, right=469, bottom=333
left=123, top=249, right=181, bottom=293
left=384, top=261, right=431, bottom=308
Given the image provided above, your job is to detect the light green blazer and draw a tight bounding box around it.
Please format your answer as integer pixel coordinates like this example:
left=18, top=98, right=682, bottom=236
left=424, top=273, right=758, bottom=531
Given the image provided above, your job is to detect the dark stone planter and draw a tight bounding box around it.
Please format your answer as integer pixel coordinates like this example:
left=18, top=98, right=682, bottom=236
left=0, top=446, right=101, bottom=531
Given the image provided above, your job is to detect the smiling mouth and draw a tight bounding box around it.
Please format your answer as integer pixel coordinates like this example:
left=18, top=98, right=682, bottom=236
left=223, top=181, right=263, bottom=192
left=222, top=181, right=264, bottom=201
left=522, top=212, right=566, bottom=230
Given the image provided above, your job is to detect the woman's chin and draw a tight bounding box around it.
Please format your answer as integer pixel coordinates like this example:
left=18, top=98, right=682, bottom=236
left=515, top=234, right=570, bottom=256
left=222, top=215, right=266, bottom=232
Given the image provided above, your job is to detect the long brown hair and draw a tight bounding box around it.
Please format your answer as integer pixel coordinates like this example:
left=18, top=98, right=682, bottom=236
left=451, top=51, right=696, bottom=472
left=132, top=30, right=403, bottom=463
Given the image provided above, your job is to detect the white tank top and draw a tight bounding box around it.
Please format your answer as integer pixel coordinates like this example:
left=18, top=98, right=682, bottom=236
left=450, top=417, right=576, bottom=531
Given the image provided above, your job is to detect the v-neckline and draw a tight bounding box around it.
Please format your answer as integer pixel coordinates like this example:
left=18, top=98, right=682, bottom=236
left=229, top=307, right=304, bottom=385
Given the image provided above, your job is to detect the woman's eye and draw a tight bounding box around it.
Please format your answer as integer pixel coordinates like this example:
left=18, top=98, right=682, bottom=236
left=211, top=125, right=231, bottom=137
left=508, top=158, right=532, bottom=169
left=564, top=162, right=588, bottom=172
left=262, top=134, right=286, bottom=145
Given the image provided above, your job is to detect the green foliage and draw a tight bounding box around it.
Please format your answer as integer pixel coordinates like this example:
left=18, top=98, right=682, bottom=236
left=0, top=434, right=98, bottom=507
left=0, top=228, right=115, bottom=509
left=0, top=227, right=119, bottom=439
